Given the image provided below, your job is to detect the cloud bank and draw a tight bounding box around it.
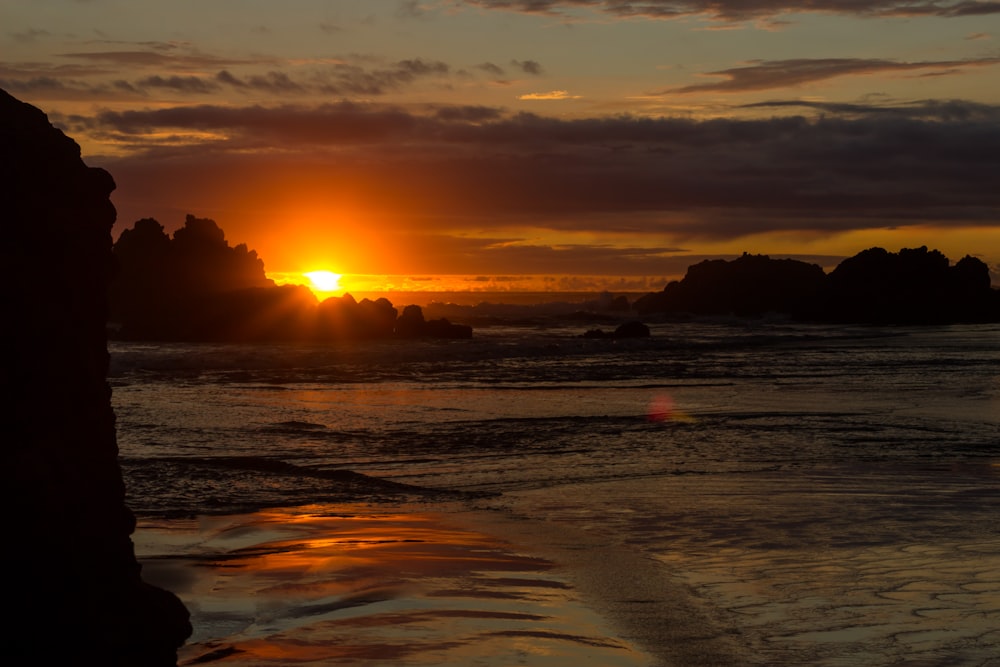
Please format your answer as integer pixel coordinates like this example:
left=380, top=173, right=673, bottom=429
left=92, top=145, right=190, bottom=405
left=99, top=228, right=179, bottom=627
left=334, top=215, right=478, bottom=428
left=79, top=99, right=1000, bottom=248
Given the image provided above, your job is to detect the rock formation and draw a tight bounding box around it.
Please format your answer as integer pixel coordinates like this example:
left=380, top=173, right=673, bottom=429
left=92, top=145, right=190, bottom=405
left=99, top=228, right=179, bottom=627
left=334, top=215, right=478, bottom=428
left=635, top=249, right=1000, bottom=323
left=0, top=89, right=191, bottom=664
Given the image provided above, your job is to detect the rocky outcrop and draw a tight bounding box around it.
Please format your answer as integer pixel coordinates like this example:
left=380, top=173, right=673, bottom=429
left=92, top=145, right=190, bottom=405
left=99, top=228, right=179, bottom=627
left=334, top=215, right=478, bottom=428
left=110, top=215, right=275, bottom=339
left=823, top=246, right=998, bottom=324
left=635, top=249, right=1000, bottom=324
left=395, top=304, right=473, bottom=339
left=110, top=217, right=475, bottom=342
left=635, top=253, right=827, bottom=318
left=0, top=89, right=191, bottom=664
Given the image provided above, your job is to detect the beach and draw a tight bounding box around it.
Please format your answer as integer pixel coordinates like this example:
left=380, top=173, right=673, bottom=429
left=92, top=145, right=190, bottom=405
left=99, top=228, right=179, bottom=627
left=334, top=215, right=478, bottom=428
left=136, top=461, right=1000, bottom=666
left=135, top=502, right=672, bottom=667
left=119, top=323, right=1000, bottom=665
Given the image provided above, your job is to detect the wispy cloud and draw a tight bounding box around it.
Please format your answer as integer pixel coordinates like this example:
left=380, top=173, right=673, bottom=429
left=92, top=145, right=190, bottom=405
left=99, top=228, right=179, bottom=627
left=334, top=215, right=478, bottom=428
left=138, top=75, right=221, bottom=94
left=658, top=57, right=1000, bottom=94
left=512, top=59, right=545, bottom=75
left=57, top=48, right=258, bottom=69
left=2, top=49, right=455, bottom=100
left=459, top=1, right=1000, bottom=22
left=519, top=90, right=581, bottom=99
left=9, top=27, right=50, bottom=43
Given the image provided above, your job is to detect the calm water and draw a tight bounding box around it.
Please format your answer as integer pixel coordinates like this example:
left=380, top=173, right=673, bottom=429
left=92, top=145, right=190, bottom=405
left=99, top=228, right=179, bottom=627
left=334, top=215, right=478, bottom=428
left=111, top=319, right=999, bottom=516
left=113, top=317, right=1000, bottom=665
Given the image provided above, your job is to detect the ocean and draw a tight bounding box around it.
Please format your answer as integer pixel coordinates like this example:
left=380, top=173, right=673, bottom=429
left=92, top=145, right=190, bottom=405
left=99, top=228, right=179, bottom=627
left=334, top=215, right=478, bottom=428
left=112, top=314, right=1000, bottom=665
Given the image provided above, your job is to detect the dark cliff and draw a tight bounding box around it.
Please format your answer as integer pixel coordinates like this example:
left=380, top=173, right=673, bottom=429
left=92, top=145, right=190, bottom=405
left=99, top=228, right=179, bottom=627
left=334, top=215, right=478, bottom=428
left=0, top=89, right=191, bottom=664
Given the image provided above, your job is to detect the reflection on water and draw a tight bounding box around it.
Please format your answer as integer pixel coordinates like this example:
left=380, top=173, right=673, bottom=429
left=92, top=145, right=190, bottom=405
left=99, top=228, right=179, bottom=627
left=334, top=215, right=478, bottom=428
left=500, top=464, right=1000, bottom=666
left=118, top=323, right=1000, bottom=664
left=136, top=505, right=649, bottom=667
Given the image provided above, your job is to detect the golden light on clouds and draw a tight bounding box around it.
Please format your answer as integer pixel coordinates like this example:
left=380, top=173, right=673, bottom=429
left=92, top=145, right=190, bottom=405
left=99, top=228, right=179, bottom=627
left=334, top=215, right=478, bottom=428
left=518, top=90, right=582, bottom=100
left=14, top=0, right=995, bottom=288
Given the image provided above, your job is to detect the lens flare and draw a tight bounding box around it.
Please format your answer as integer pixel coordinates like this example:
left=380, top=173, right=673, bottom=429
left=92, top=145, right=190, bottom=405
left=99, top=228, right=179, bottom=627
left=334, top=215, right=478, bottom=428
left=648, top=393, right=694, bottom=423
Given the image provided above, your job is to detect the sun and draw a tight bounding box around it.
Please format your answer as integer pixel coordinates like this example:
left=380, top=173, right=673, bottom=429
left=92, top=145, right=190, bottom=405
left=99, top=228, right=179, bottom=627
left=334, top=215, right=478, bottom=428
left=304, top=270, right=342, bottom=293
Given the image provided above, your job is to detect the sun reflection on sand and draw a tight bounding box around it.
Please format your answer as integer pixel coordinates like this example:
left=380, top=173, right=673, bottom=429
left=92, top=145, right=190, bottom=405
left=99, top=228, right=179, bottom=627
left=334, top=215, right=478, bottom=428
left=135, top=505, right=648, bottom=667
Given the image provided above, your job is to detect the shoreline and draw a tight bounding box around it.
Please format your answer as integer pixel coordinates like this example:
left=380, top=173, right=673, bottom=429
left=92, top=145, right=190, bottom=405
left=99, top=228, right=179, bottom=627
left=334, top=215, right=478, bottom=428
left=134, top=500, right=670, bottom=667
left=133, top=461, right=1000, bottom=666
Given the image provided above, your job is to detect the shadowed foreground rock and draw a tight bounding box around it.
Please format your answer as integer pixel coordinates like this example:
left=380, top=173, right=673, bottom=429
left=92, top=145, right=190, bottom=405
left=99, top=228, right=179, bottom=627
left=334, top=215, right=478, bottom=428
left=1, top=90, right=191, bottom=663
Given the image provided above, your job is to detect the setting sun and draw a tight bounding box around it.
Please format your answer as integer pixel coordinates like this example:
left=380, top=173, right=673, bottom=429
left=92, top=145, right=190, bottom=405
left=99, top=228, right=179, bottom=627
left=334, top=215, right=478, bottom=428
left=304, top=270, right=342, bottom=293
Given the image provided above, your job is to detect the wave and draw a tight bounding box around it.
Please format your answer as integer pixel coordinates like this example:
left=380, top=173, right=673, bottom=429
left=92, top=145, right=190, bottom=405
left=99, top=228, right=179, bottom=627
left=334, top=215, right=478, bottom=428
left=121, top=455, right=485, bottom=518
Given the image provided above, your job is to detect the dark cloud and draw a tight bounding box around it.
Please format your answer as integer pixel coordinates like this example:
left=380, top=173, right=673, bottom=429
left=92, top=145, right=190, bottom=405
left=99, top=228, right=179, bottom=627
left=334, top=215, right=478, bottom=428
left=512, top=59, right=544, bottom=75
left=477, top=62, right=506, bottom=76
left=86, top=99, right=1000, bottom=243
left=459, top=1, right=1000, bottom=21
left=2, top=55, right=454, bottom=102
left=217, top=70, right=308, bottom=94
left=660, top=57, right=1000, bottom=94
left=138, top=75, right=221, bottom=94
left=310, top=58, right=450, bottom=95
left=741, top=98, right=1000, bottom=121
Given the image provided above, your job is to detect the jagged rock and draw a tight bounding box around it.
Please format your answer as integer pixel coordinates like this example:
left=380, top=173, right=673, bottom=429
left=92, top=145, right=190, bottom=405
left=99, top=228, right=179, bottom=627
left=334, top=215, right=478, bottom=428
left=0, top=89, right=191, bottom=664
left=634, top=249, right=999, bottom=324
left=395, top=304, right=472, bottom=339
left=824, top=246, right=999, bottom=324
left=614, top=321, right=651, bottom=338
left=635, top=253, right=827, bottom=317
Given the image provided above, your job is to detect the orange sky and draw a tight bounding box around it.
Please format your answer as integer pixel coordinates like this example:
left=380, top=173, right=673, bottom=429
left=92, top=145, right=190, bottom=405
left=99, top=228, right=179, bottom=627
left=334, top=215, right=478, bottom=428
left=4, top=1, right=999, bottom=291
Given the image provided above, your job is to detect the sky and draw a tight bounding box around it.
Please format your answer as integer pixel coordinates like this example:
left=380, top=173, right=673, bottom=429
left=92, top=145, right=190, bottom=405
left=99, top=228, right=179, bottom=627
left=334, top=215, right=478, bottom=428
left=3, top=0, right=1000, bottom=294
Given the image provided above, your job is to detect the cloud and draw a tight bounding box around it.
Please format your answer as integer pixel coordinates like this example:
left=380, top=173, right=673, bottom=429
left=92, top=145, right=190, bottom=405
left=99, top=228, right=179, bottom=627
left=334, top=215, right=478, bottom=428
left=512, top=59, right=545, bottom=75
left=4, top=51, right=454, bottom=100
left=57, top=48, right=257, bottom=69
left=457, top=1, right=1000, bottom=22
left=477, top=62, right=507, bottom=77
left=740, top=98, right=1000, bottom=121
left=217, top=70, right=308, bottom=94
left=659, top=57, right=1000, bottom=94
left=518, top=90, right=582, bottom=99
left=10, top=28, right=50, bottom=43
left=85, top=99, right=1000, bottom=245
left=138, top=75, right=221, bottom=94
left=396, top=0, right=427, bottom=19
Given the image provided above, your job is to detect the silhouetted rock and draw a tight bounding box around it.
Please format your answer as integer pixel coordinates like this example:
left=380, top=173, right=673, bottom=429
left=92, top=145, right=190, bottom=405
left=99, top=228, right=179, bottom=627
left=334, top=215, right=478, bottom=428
left=318, top=293, right=398, bottom=340
left=614, top=321, right=651, bottom=338
left=203, top=284, right=318, bottom=342
left=422, top=317, right=474, bottom=339
left=635, top=253, right=827, bottom=318
left=635, top=248, right=999, bottom=324
left=394, top=304, right=473, bottom=339
left=1, top=89, right=191, bottom=664
left=823, top=246, right=999, bottom=324
left=110, top=219, right=476, bottom=342
left=111, top=215, right=275, bottom=339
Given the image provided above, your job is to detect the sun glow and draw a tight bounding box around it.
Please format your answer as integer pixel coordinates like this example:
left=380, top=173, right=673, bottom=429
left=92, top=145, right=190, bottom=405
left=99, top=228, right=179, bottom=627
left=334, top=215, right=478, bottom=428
left=304, top=270, right=342, bottom=293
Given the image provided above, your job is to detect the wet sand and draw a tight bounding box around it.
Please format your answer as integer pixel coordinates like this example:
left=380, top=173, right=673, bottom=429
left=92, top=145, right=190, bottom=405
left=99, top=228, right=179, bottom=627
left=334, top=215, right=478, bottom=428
left=136, top=462, right=1000, bottom=666
left=487, top=465, right=1000, bottom=666
left=134, top=503, right=664, bottom=666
